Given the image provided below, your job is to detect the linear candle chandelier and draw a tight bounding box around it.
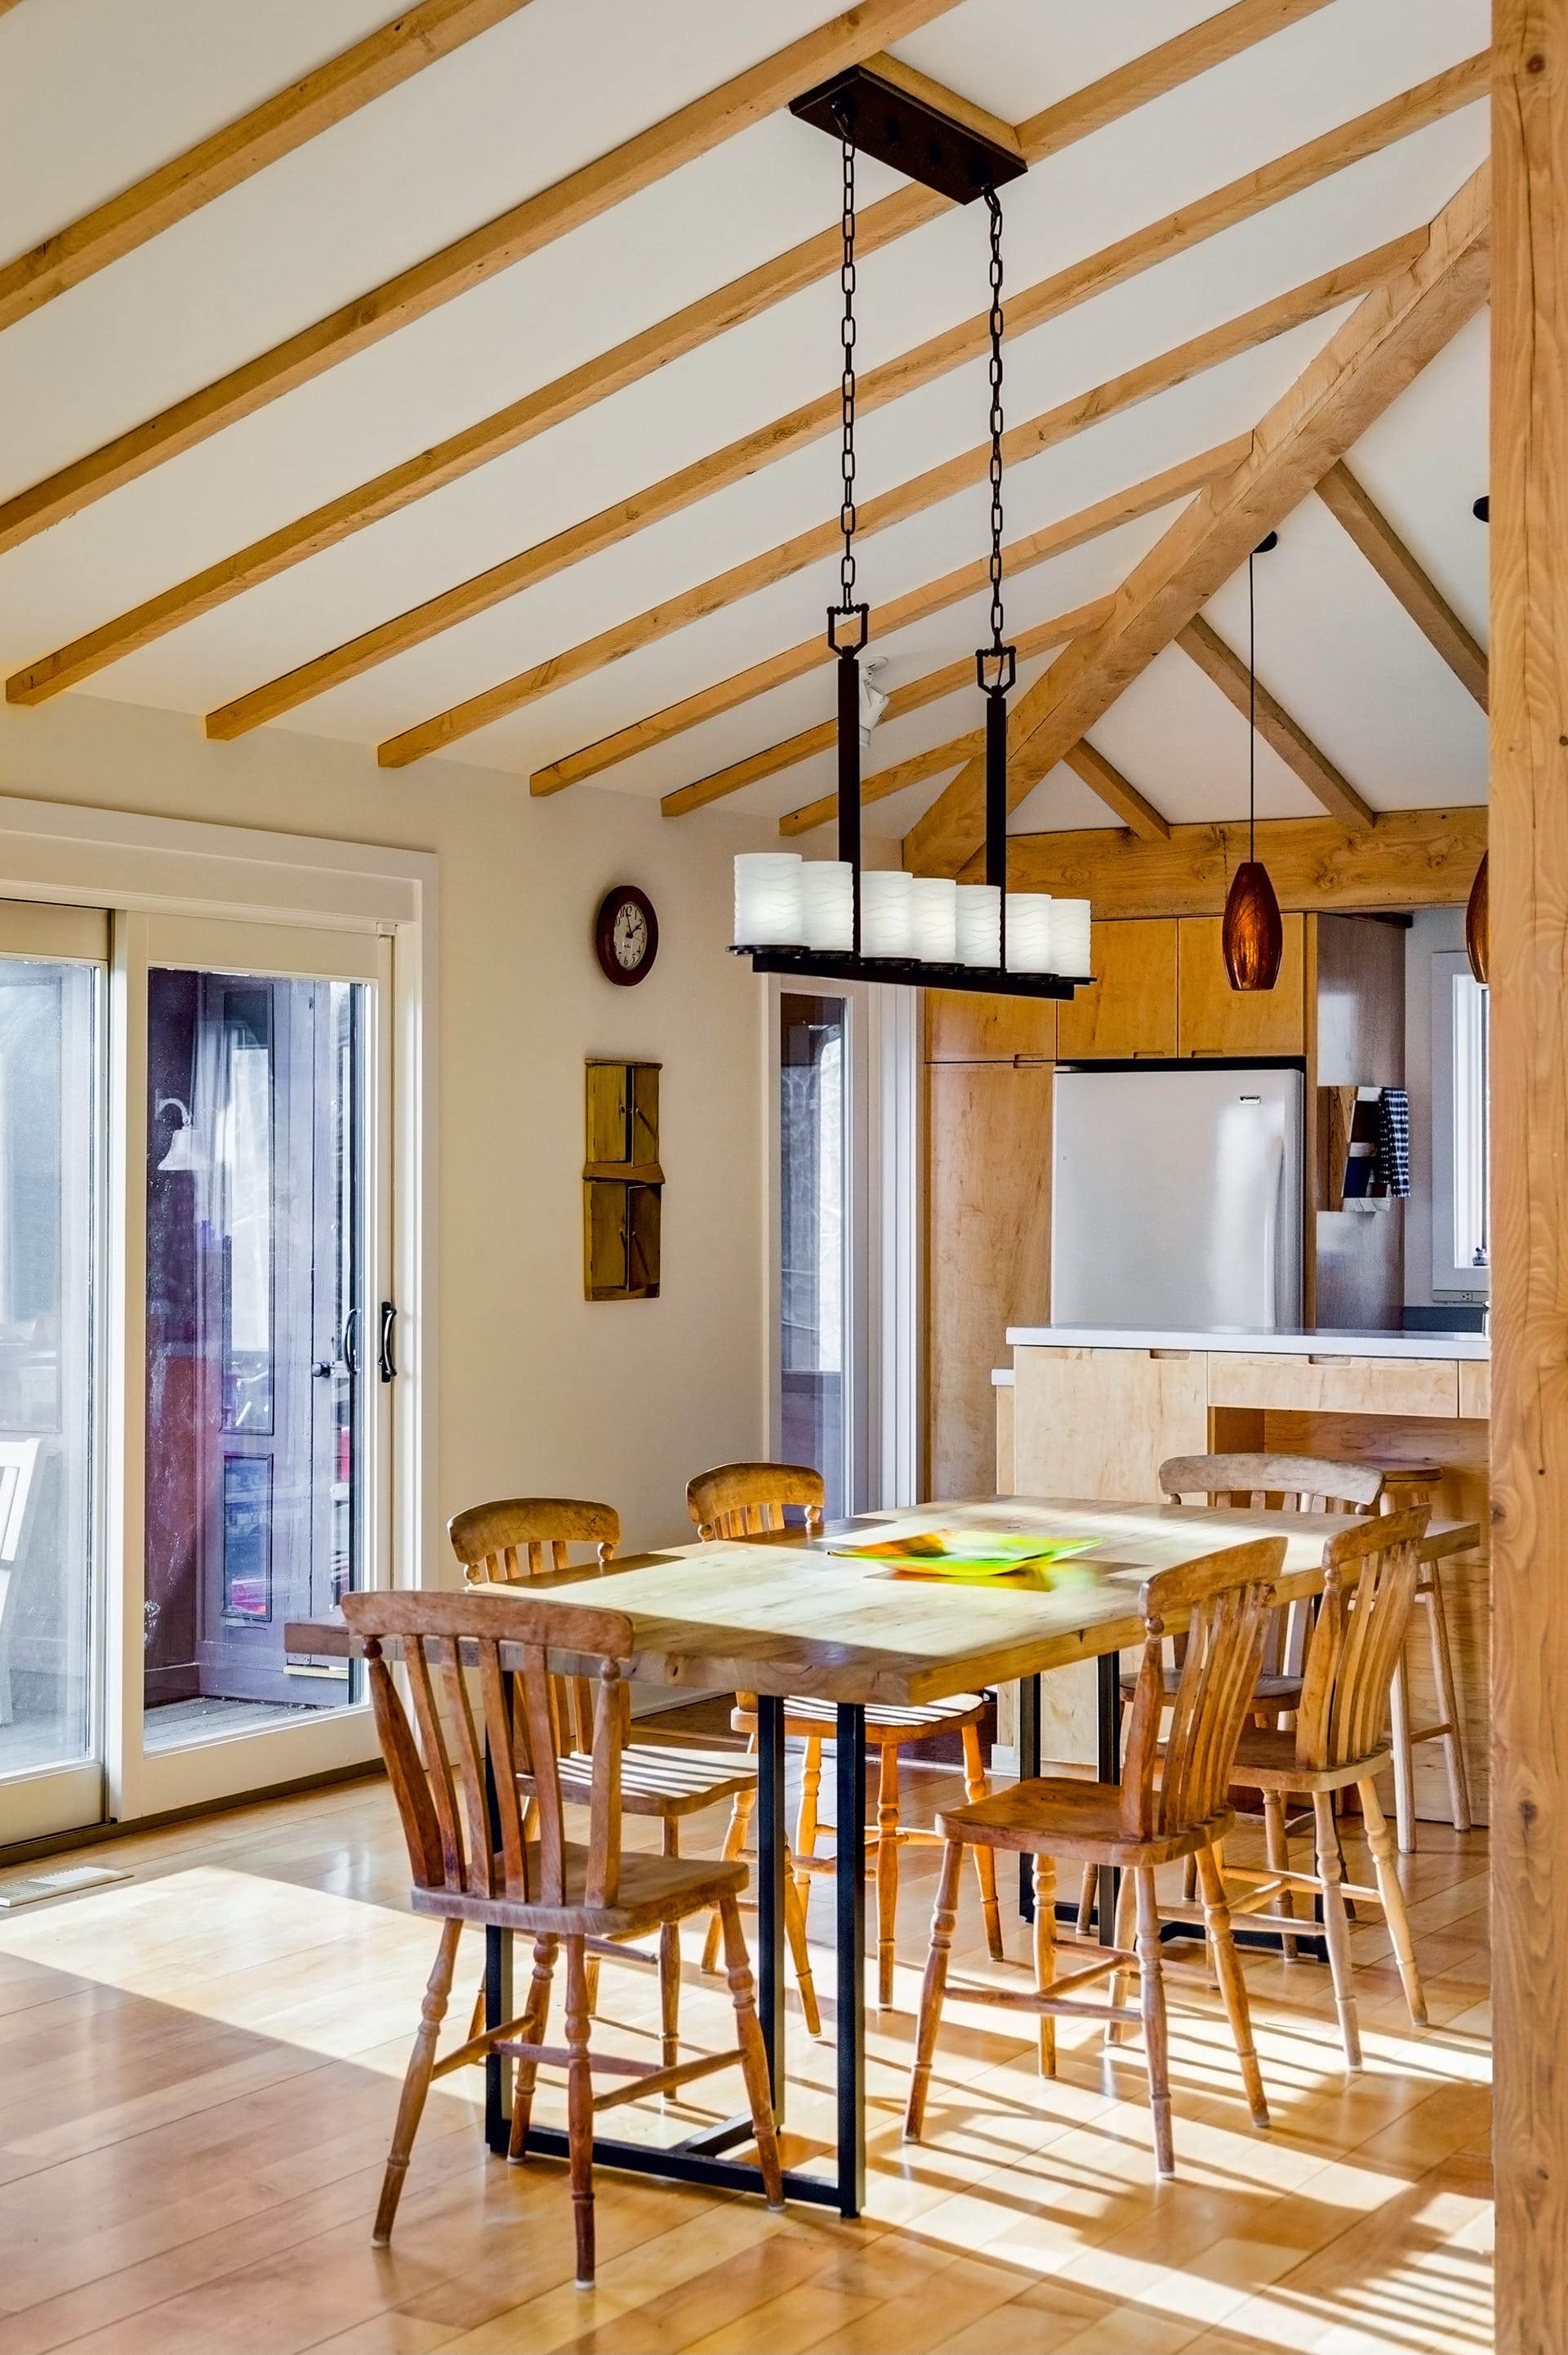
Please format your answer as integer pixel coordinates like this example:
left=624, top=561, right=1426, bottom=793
left=730, top=65, right=1090, bottom=1002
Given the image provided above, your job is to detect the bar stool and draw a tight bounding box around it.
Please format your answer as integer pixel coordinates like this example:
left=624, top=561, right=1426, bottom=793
left=1369, top=1460, right=1475, bottom=1852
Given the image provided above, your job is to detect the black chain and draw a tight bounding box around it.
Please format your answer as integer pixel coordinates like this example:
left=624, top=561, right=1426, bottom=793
left=976, top=184, right=1014, bottom=696
left=835, top=107, right=858, bottom=612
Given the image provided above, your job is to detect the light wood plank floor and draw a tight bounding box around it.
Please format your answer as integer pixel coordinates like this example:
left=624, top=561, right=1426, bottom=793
left=0, top=1744, right=1491, bottom=2355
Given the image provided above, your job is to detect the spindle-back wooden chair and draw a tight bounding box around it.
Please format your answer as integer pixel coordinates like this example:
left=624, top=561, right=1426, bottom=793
left=448, top=1497, right=820, bottom=2055
left=343, top=1587, right=782, bottom=2286
left=904, top=1537, right=1284, bottom=2181
left=687, top=1461, right=1003, bottom=2006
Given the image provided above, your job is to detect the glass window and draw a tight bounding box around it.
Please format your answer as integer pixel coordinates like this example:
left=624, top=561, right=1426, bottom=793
left=1451, top=971, right=1490, bottom=1275
left=779, top=993, right=847, bottom=1519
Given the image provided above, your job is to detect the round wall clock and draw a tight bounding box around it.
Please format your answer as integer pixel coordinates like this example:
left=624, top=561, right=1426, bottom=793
left=594, top=884, right=659, bottom=986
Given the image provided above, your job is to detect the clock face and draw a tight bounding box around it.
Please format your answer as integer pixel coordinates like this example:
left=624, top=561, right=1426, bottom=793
left=595, top=885, right=658, bottom=986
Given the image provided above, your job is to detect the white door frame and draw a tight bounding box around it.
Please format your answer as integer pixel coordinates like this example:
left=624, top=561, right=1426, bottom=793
left=0, top=795, right=437, bottom=1829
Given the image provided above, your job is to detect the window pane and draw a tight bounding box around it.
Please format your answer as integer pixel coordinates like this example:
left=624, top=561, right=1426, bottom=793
left=0, top=960, right=97, bottom=1782
left=145, top=970, right=366, bottom=1749
left=780, top=993, right=846, bottom=1519
left=1452, top=973, right=1490, bottom=1273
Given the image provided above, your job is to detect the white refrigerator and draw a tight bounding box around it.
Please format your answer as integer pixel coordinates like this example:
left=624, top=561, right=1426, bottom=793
left=1051, top=1065, right=1303, bottom=1330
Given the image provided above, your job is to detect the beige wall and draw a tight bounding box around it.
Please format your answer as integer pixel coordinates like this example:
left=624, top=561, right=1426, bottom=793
left=0, top=692, right=784, bottom=1562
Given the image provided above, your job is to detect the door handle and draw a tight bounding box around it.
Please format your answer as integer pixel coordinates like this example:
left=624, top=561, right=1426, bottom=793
left=378, top=1300, right=397, bottom=1384
left=342, top=1308, right=360, bottom=1376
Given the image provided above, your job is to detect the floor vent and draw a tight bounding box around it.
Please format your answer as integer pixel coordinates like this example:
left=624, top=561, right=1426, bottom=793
left=0, top=1865, right=131, bottom=1911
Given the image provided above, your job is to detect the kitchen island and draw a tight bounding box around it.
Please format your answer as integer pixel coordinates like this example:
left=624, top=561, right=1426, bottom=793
left=992, top=1325, right=1489, bottom=1822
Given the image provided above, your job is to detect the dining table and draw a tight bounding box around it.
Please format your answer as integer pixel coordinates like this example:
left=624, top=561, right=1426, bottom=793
left=286, top=1491, right=1480, bottom=2223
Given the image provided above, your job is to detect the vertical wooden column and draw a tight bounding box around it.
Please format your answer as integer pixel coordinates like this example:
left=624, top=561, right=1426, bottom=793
left=1492, top=11, right=1568, bottom=2348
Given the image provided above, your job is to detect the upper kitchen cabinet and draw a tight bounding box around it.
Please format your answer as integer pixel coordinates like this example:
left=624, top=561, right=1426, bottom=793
left=1058, top=918, right=1178, bottom=1060
left=925, top=989, right=1056, bottom=1064
left=1178, top=915, right=1307, bottom=1058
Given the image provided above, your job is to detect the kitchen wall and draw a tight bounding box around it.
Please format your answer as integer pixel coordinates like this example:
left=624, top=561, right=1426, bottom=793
left=0, top=691, right=783, bottom=1565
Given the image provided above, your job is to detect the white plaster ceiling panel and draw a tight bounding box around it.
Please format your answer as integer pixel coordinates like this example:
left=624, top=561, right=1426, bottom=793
left=896, top=0, right=1233, bottom=123
left=1073, top=643, right=1325, bottom=827
left=1007, top=753, right=1160, bottom=836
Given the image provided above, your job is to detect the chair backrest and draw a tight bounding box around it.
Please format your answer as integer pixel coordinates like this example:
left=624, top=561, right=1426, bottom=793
left=448, top=1496, right=620, bottom=1585
left=1120, top=1537, right=1284, bottom=1840
left=1294, top=1507, right=1428, bottom=1772
left=344, top=1587, right=634, bottom=1911
left=686, top=1461, right=825, bottom=1541
left=1159, top=1453, right=1384, bottom=1516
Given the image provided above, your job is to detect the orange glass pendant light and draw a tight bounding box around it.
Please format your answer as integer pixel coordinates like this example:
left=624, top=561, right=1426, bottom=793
left=1221, top=538, right=1283, bottom=992
left=1465, top=850, right=1488, bottom=984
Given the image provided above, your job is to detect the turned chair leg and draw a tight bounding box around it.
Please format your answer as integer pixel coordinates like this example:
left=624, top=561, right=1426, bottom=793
left=1032, top=1853, right=1057, bottom=2077
left=782, top=1870, right=822, bottom=2036
left=374, top=1917, right=461, bottom=2246
left=795, top=1733, right=824, bottom=1921
left=961, top=1722, right=1004, bottom=1961
left=1312, top=1789, right=1362, bottom=2070
left=1389, top=1653, right=1418, bottom=1857
left=1423, top=1559, right=1474, bottom=1833
left=875, top=1740, right=902, bottom=2009
left=1134, top=1867, right=1175, bottom=2179
left=509, top=1931, right=560, bottom=2163
left=660, top=1822, right=682, bottom=2073
left=1196, top=1844, right=1269, bottom=2127
left=565, top=1935, right=596, bottom=2288
left=719, top=1894, right=786, bottom=2208
left=702, top=1768, right=756, bottom=1974
left=1076, top=1863, right=1098, bottom=1938
left=1360, top=1777, right=1428, bottom=2028
left=1107, top=1867, right=1138, bottom=2045
left=1263, top=1791, right=1298, bottom=1961
left=904, top=1838, right=963, bottom=2140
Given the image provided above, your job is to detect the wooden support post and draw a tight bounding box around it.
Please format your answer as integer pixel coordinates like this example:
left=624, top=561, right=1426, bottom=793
left=1491, top=9, right=1568, bottom=2349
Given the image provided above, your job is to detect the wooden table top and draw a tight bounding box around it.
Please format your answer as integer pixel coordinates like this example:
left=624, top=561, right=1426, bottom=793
left=287, top=1496, right=1481, bottom=1710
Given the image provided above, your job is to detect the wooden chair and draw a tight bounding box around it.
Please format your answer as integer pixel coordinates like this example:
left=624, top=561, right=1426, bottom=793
left=343, top=1586, right=782, bottom=2285
left=903, top=1537, right=1285, bottom=2180
left=1368, top=1463, right=1474, bottom=1852
left=1181, top=1507, right=1432, bottom=2070
left=448, top=1498, right=820, bottom=2057
left=687, top=1461, right=1003, bottom=2008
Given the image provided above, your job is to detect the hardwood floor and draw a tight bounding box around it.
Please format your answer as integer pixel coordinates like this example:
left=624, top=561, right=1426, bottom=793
left=0, top=1745, right=1490, bottom=2354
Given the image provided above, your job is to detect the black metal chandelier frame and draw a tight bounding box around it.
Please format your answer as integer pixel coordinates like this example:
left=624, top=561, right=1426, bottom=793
left=734, top=65, right=1085, bottom=1004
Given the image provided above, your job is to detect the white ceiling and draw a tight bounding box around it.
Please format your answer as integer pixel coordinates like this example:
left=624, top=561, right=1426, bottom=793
left=0, top=0, right=1492, bottom=846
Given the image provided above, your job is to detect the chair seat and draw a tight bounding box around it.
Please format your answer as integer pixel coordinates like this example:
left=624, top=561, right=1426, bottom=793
left=1230, top=1725, right=1392, bottom=1794
left=544, top=1743, right=757, bottom=1818
left=937, top=1775, right=1233, bottom=1868
left=412, top=1841, right=749, bottom=1938
left=732, top=1693, right=987, bottom=1742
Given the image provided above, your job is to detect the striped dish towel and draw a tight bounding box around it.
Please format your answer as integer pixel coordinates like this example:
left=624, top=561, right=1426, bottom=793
left=1376, top=1087, right=1411, bottom=1198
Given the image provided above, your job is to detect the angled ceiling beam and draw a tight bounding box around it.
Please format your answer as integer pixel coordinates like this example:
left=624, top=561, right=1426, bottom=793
left=518, top=445, right=1246, bottom=797
left=1062, top=740, right=1170, bottom=839
left=356, top=231, right=1407, bottom=770
left=0, top=0, right=546, bottom=336
left=1175, top=612, right=1374, bottom=823
left=0, top=0, right=960, bottom=560
left=1316, top=458, right=1489, bottom=704
left=7, top=49, right=1480, bottom=703
left=664, top=595, right=1116, bottom=818
left=905, top=165, right=1491, bottom=875
left=992, top=805, right=1486, bottom=916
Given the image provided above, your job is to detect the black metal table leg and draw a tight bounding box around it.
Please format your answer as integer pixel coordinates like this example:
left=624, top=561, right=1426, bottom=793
left=1018, top=1673, right=1040, bottom=1921
left=483, top=1725, right=513, bottom=2155
left=835, top=1702, right=866, bottom=2220
left=1096, top=1649, right=1122, bottom=1942
left=756, top=1693, right=786, bottom=2118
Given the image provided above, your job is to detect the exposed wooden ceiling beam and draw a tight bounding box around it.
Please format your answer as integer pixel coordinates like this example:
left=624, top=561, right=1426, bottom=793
left=1316, top=459, right=1489, bottom=705
left=905, top=166, right=1491, bottom=876
left=1061, top=741, right=1171, bottom=840
left=991, top=805, right=1486, bottom=916
left=1175, top=613, right=1374, bottom=824
left=666, top=597, right=1116, bottom=820
left=7, top=47, right=1481, bottom=700
left=0, top=0, right=960, bottom=560
left=516, top=446, right=1246, bottom=797
left=782, top=729, right=987, bottom=836
left=0, top=0, right=546, bottom=336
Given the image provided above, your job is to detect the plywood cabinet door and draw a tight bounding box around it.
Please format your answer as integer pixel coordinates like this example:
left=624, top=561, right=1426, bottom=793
left=1011, top=1345, right=1208, bottom=1501
left=926, top=1064, right=1052, bottom=1501
left=926, top=990, right=1056, bottom=1063
left=1178, top=913, right=1307, bottom=1056
left=1058, top=919, right=1178, bottom=1060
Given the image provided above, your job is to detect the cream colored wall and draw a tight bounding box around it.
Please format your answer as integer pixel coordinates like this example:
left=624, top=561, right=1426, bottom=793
left=0, top=692, right=789, bottom=1562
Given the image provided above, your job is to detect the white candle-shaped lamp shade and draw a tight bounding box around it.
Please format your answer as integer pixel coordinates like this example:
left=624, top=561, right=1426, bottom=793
left=800, top=860, right=855, bottom=952
left=1052, top=897, right=1093, bottom=977
left=859, top=868, right=914, bottom=959
left=908, top=876, right=958, bottom=964
left=955, top=883, right=1001, bottom=968
left=1005, top=892, right=1054, bottom=972
left=733, top=852, right=805, bottom=946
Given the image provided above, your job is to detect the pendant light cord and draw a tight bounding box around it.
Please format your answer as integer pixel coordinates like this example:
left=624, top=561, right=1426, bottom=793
left=1248, top=548, right=1256, bottom=863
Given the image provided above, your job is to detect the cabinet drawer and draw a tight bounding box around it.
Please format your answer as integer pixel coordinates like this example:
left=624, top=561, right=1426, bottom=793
left=1206, top=1352, right=1461, bottom=1418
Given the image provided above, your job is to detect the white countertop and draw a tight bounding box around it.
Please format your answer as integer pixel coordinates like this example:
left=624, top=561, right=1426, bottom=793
left=1004, top=1325, right=1489, bottom=1362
